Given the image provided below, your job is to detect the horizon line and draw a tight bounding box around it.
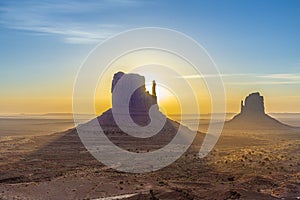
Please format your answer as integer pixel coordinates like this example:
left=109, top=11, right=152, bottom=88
left=1, top=112, right=300, bottom=116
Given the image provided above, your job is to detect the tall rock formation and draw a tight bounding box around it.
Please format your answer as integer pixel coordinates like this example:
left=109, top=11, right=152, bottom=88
left=110, top=71, right=158, bottom=125
left=95, top=71, right=184, bottom=151
left=240, top=92, right=265, bottom=115
left=111, top=71, right=157, bottom=113
left=229, top=92, right=290, bottom=130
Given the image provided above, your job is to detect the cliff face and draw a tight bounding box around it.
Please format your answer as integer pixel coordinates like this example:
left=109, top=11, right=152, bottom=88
left=98, top=71, right=165, bottom=126
left=110, top=71, right=158, bottom=125
left=111, top=71, right=157, bottom=113
left=241, top=92, right=265, bottom=115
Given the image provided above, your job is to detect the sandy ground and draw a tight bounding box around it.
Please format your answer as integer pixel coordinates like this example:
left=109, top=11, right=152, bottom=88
left=0, top=118, right=74, bottom=136
left=0, top=123, right=299, bottom=199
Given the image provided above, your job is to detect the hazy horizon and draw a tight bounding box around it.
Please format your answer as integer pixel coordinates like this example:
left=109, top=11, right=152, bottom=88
left=1, top=112, right=299, bottom=137
left=2, top=112, right=300, bottom=116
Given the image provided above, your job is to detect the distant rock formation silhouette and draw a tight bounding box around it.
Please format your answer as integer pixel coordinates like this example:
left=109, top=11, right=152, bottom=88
left=240, top=92, right=265, bottom=115
left=111, top=71, right=157, bottom=121
left=94, top=71, right=185, bottom=151
left=229, top=92, right=291, bottom=129
left=101, top=71, right=159, bottom=126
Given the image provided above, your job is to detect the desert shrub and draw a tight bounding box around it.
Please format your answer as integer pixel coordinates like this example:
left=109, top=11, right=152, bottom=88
left=264, top=157, right=270, bottom=161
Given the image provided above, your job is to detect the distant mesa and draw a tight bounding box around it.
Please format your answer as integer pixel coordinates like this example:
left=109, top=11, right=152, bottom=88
left=92, top=71, right=187, bottom=151
left=101, top=71, right=159, bottom=126
left=240, top=92, right=265, bottom=115
left=228, top=92, right=291, bottom=129
left=111, top=71, right=157, bottom=121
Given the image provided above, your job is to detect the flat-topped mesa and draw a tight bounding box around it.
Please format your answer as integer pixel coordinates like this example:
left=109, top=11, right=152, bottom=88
left=228, top=92, right=291, bottom=130
left=111, top=71, right=157, bottom=112
left=94, top=71, right=184, bottom=150
left=110, top=71, right=158, bottom=125
left=240, top=92, right=265, bottom=115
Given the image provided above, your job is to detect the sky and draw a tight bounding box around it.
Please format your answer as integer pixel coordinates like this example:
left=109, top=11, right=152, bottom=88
left=0, top=0, right=300, bottom=114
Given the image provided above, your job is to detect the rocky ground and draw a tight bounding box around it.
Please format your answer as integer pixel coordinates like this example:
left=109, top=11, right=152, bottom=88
left=0, top=123, right=299, bottom=200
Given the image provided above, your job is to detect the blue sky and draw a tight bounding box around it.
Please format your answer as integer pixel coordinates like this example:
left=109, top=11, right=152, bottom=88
left=0, top=0, right=300, bottom=113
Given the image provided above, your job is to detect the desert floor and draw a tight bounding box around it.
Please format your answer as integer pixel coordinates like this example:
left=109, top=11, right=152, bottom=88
left=0, top=124, right=299, bottom=199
